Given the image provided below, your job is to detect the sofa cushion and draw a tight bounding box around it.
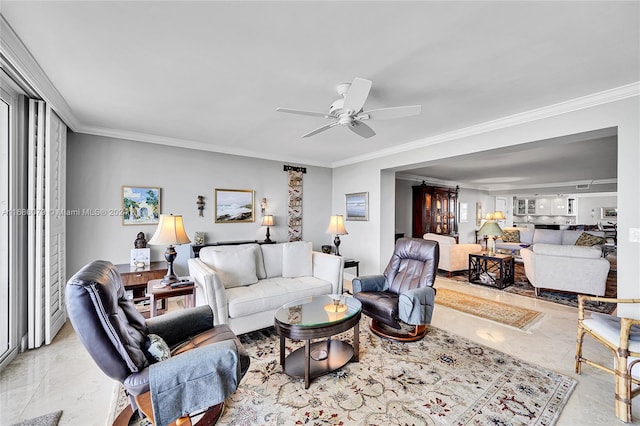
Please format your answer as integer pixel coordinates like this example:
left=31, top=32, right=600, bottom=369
left=533, top=243, right=603, bottom=259
left=501, top=229, right=520, bottom=243
left=200, top=244, right=266, bottom=279
left=282, top=241, right=313, bottom=278
left=260, top=243, right=283, bottom=278
left=225, top=276, right=332, bottom=318
left=208, top=246, right=259, bottom=288
left=575, top=232, right=606, bottom=247
left=532, top=229, right=563, bottom=245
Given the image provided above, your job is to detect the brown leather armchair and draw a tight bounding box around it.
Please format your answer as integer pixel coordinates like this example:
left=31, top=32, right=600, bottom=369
left=353, top=238, right=439, bottom=341
left=65, top=260, right=250, bottom=426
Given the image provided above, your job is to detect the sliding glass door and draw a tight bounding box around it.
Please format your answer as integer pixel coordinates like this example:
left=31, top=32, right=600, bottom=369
left=0, top=88, right=12, bottom=364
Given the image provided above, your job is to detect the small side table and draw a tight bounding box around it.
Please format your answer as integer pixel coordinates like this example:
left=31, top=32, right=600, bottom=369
left=343, top=259, right=360, bottom=276
left=468, top=253, right=514, bottom=289
left=146, top=278, right=195, bottom=317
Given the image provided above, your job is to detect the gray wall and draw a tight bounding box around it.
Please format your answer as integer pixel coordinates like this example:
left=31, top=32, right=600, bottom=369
left=66, top=133, right=333, bottom=276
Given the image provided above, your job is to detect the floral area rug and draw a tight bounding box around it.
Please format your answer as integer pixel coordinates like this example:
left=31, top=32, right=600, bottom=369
left=441, top=263, right=617, bottom=314
left=218, top=319, right=576, bottom=425
left=435, top=287, right=543, bottom=331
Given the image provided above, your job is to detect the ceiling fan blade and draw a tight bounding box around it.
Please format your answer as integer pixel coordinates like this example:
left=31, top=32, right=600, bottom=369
left=276, top=108, right=331, bottom=119
left=302, top=121, right=338, bottom=138
left=348, top=121, right=376, bottom=138
left=342, top=77, right=372, bottom=113
left=359, top=105, right=422, bottom=120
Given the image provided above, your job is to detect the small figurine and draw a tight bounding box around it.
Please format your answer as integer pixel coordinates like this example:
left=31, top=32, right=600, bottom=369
left=134, top=232, right=147, bottom=248
left=197, top=195, right=205, bottom=217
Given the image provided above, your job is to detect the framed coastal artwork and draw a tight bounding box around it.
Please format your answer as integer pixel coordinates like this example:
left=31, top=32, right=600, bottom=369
left=122, top=186, right=160, bottom=226
left=215, top=189, right=255, bottom=223
left=345, top=192, right=368, bottom=221
left=600, top=207, right=617, bottom=219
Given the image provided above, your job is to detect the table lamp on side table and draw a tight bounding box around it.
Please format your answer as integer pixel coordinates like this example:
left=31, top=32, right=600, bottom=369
left=148, top=214, right=191, bottom=284
left=478, top=220, right=503, bottom=256
left=326, top=214, right=348, bottom=256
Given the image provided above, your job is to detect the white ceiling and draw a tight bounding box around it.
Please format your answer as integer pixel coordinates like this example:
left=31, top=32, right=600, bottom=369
left=1, top=1, right=638, bottom=190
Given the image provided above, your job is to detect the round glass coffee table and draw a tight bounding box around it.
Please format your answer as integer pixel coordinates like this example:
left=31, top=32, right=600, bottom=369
left=274, top=295, right=361, bottom=389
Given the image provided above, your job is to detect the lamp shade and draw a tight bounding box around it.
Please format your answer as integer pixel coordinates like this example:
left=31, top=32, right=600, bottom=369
left=477, top=220, right=503, bottom=237
left=148, top=214, right=191, bottom=246
left=261, top=215, right=275, bottom=226
left=326, top=215, right=348, bottom=235
left=492, top=211, right=506, bottom=220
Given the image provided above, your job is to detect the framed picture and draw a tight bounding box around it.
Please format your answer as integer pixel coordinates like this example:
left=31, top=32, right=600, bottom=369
left=130, top=248, right=150, bottom=266
left=122, top=186, right=160, bottom=226
left=215, top=189, right=254, bottom=223
left=345, top=192, right=368, bottom=221
left=601, top=207, right=617, bottom=219
left=459, top=202, right=468, bottom=223
left=476, top=202, right=482, bottom=226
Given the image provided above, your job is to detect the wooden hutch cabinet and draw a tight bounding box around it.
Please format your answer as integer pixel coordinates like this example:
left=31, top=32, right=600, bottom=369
left=412, top=183, right=459, bottom=239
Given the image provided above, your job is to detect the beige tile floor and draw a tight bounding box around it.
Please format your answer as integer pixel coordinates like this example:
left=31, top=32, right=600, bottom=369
left=1, top=279, right=638, bottom=425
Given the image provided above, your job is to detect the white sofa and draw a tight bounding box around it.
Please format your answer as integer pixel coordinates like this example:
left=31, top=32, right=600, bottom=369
left=495, top=227, right=606, bottom=251
left=187, top=241, right=343, bottom=334
left=422, top=233, right=481, bottom=276
left=520, top=243, right=610, bottom=296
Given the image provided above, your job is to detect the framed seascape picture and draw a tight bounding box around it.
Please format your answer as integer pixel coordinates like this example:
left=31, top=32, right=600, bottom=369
left=601, top=207, right=617, bottom=219
left=215, top=189, right=255, bottom=223
left=122, top=186, right=160, bottom=226
left=345, top=192, right=368, bottom=221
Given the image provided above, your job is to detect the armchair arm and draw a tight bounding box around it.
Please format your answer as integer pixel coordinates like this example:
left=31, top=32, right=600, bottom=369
left=188, top=258, right=229, bottom=326
left=352, top=275, right=386, bottom=294
left=312, top=251, right=343, bottom=294
left=149, top=340, right=241, bottom=426
left=398, top=286, right=436, bottom=325
left=146, top=305, right=214, bottom=348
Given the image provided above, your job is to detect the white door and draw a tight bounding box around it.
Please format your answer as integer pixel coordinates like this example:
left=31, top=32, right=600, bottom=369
left=495, top=197, right=508, bottom=227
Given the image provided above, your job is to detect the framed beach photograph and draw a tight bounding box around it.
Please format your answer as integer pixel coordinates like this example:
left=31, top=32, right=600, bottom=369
left=345, top=192, right=368, bottom=221
left=600, top=207, right=617, bottom=219
left=122, top=186, right=160, bottom=226
left=215, top=189, right=254, bottom=223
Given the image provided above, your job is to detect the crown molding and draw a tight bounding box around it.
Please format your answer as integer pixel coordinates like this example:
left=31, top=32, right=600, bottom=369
left=77, top=125, right=332, bottom=168
left=332, top=82, right=640, bottom=168
left=0, top=14, right=79, bottom=130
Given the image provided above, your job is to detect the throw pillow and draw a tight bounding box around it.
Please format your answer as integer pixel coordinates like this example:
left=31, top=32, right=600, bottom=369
left=282, top=241, right=313, bottom=278
left=144, top=334, right=171, bottom=364
left=501, top=229, right=520, bottom=243
left=261, top=243, right=284, bottom=278
left=209, top=246, right=259, bottom=288
left=575, top=232, right=606, bottom=247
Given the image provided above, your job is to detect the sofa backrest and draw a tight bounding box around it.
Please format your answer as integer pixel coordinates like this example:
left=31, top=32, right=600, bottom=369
left=423, top=233, right=456, bottom=246
left=561, top=230, right=605, bottom=245
left=499, top=227, right=535, bottom=244
left=533, top=243, right=603, bottom=259
left=532, top=229, right=563, bottom=245
left=198, top=241, right=315, bottom=287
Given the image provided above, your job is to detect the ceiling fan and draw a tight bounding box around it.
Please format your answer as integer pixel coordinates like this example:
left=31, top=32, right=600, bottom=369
left=276, top=77, right=421, bottom=139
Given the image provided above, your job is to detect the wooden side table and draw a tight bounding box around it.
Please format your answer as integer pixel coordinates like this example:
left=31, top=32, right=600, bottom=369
left=468, top=253, right=514, bottom=289
left=146, top=278, right=195, bottom=317
left=115, top=262, right=167, bottom=303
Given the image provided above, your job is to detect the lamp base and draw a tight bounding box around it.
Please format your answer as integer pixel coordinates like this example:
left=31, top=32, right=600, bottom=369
left=334, top=235, right=341, bottom=256
left=264, top=226, right=272, bottom=243
left=161, top=245, right=179, bottom=284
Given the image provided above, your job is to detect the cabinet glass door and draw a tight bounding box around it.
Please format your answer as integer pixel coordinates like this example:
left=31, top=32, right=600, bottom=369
left=527, top=199, right=536, bottom=214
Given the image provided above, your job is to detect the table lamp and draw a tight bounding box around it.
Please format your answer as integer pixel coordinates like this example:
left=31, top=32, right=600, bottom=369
left=478, top=220, right=503, bottom=256
left=261, top=215, right=274, bottom=243
left=148, top=213, right=191, bottom=284
left=325, top=214, right=348, bottom=256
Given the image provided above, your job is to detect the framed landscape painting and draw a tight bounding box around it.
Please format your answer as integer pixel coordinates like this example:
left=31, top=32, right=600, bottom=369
left=345, top=192, right=368, bottom=221
left=215, top=189, right=254, bottom=223
left=122, top=186, right=160, bottom=226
